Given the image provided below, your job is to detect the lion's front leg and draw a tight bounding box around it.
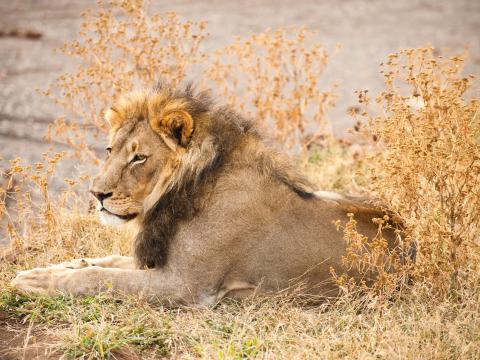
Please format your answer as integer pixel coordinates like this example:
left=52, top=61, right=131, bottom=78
left=11, top=266, right=189, bottom=301
left=57, top=255, right=136, bottom=269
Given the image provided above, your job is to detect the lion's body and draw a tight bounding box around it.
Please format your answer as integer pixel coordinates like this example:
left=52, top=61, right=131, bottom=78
left=138, top=136, right=389, bottom=303
left=12, top=83, right=398, bottom=304
left=155, top=180, right=385, bottom=303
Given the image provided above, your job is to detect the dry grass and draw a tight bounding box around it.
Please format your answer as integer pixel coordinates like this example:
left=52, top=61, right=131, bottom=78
left=0, top=1, right=479, bottom=359
left=43, top=0, right=208, bottom=162
left=351, top=48, right=480, bottom=296
left=206, top=27, right=336, bottom=152
left=1, top=248, right=479, bottom=359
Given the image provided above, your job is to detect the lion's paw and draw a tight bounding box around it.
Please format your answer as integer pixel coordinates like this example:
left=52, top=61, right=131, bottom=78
left=11, top=267, right=72, bottom=296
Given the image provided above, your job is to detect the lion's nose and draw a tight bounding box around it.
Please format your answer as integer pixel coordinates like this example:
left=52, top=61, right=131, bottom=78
left=90, top=191, right=113, bottom=203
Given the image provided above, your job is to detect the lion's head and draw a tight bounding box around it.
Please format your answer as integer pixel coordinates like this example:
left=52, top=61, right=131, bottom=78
left=90, top=83, right=214, bottom=227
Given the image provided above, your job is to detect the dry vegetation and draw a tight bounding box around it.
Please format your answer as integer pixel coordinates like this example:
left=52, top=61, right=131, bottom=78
left=362, top=49, right=480, bottom=294
left=206, top=27, right=336, bottom=151
left=0, top=1, right=479, bottom=359
left=44, top=0, right=208, bottom=162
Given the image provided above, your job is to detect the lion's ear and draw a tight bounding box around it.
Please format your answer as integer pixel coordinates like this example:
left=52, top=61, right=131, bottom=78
left=105, top=107, right=122, bottom=130
left=150, top=110, right=194, bottom=147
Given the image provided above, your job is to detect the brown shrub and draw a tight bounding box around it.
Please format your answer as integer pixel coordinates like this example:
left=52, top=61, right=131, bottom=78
left=42, top=1, right=335, bottom=163
left=43, top=0, right=208, bottom=162
left=206, top=27, right=336, bottom=152
left=345, top=48, right=480, bottom=296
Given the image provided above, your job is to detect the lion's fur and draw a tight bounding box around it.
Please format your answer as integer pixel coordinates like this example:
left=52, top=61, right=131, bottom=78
left=12, top=82, right=406, bottom=304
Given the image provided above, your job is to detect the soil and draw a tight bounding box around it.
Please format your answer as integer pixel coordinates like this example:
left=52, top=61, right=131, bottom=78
left=0, top=310, right=142, bottom=360
left=0, top=311, right=59, bottom=360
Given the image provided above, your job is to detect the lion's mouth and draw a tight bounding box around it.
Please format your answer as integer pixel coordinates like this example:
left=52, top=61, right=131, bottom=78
left=101, top=208, right=138, bottom=221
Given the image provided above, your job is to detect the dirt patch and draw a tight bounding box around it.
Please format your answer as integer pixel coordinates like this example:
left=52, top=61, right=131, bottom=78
left=0, top=311, right=143, bottom=360
left=0, top=311, right=59, bottom=360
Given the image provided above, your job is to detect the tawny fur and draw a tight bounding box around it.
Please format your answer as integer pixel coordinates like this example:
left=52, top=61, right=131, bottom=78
left=12, top=82, right=401, bottom=305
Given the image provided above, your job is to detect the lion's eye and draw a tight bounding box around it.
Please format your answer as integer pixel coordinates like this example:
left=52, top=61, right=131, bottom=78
left=106, top=147, right=112, bottom=157
left=130, top=154, right=147, bottom=165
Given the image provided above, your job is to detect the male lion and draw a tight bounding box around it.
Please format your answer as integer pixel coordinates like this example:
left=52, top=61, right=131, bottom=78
left=12, top=83, right=401, bottom=305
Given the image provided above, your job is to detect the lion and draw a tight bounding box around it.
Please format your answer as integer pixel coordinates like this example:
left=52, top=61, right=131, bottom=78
left=11, top=82, right=404, bottom=305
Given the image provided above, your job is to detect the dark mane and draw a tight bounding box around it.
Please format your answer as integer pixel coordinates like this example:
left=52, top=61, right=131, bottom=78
left=134, top=83, right=316, bottom=269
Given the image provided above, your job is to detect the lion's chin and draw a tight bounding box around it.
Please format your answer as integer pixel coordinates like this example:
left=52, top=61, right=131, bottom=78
left=99, top=211, right=126, bottom=227
left=99, top=209, right=137, bottom=227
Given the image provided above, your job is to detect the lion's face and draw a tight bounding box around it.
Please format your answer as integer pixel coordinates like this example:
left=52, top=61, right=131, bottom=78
left=90, top=119, right=174, bottom=226
left=90, top=90, right=198, bottom=226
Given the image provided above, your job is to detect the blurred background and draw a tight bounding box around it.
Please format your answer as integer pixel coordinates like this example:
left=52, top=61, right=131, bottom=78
left=0, top=0, right=479, bottom=189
